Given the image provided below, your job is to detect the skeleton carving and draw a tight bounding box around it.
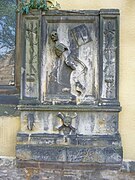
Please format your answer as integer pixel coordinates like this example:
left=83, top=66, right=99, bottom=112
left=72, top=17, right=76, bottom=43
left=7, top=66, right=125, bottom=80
left=51, top=31, right=58, bottom=42
left=51, top=31, right=68, bottom=57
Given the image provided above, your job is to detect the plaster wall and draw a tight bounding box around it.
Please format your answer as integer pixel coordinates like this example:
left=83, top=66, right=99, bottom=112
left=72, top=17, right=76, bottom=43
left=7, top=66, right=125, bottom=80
left=0, top=0, right=135, bottom=161
left=0, top=117, right=20, bottom=156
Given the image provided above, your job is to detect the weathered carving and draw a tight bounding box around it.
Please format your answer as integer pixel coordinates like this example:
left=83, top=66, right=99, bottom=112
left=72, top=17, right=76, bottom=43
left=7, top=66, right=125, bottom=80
left=57, top=112, right=77, bottom=141
left=27, top=113, right=35, bottom=131
left=68, top=24, right=96, bottom=103
left=69, top=24, right=92, bottom=48
left=51, top=31, right=68, bottom=57
left=24, top=19, right=39, bottom=98
left=102, top=19, right=116, bottom=99
left=17, top=10, right=122, bottom=165
left=49, top=24, right=97, bottom=104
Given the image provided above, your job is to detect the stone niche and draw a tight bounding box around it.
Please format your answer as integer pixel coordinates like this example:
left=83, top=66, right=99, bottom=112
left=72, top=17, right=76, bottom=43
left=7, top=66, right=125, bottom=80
left=16, top=9, right=122, bottom=166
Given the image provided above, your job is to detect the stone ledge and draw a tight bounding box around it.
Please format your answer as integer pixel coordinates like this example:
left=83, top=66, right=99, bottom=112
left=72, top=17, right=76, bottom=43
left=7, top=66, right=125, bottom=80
left=0, top=104, right=19, bottom=116
left=122, top=161, right=135, bottom=172
left=17, top=133, right=122, bottom=146
left=18, top=104, right=121, bottom=112
left=16, top=160, right=121, bottom=170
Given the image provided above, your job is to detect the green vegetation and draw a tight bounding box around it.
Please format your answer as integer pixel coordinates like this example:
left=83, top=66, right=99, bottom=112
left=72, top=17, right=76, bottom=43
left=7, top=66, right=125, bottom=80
left=17, top=0, right=60, bottom=14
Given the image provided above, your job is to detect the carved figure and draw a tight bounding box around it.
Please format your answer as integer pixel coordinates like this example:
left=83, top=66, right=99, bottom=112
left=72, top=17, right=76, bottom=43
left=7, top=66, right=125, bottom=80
left=27, top=113, right=35, bottom=131
left=75, top=80, right=86, bottom=96
left=57, top=112, right=77, bottom=136
left=68, top=25, right=94, bottom=100
left=50, top=30, right=88, bottom=99
left=51, top=31, right=68, bottom=57
left=51, top=31, right=58, bottom=42
left=103, top=20, right=116, bottom=98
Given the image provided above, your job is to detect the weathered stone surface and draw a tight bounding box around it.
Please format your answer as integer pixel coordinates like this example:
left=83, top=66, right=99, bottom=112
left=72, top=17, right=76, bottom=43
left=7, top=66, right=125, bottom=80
left=41, top=14, right=99, bottom=105
left=66, top=146, right=122, bottom=163
left=16, top=145, right=67, bottom=162
left=17, top=133, right=121, bottom=146
left=122, top=161, right=135, bottom=172
left=19, top=111, right=119, bottom=135
left=22, top=16, right=40, bottom=100
left=0, top=158, right=135, bottom=180
left=17, top=9, right=122, bottom=165
left=16, top=133, right=122, bottom=164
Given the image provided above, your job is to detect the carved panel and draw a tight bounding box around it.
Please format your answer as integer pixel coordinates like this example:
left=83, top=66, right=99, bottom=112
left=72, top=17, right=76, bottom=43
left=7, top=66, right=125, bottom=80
left=22, top=17, right=40, bottom=99
left=41, top=16, right=99, bottom=105
left=100, top=14, right=119, bottom=102
left=20, top=110, right=118, bottom=135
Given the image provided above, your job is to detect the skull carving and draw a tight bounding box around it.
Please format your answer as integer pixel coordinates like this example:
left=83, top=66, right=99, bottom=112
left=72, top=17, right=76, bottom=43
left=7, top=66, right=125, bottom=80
left=51, top=31, right=58, bottom=42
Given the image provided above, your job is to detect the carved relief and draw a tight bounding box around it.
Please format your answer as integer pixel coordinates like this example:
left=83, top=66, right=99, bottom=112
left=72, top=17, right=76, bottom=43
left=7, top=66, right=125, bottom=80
left=51, top=31, right=68, bottom=57
left=69, top=24, right=92, bottom=48
left=49, top=23, right=98, bottom=104
left=24, top=19, right=39, bottom=98
left=27, top=113, right=35, bottom=131
left=57, top=112, right=77, bottom=141
left=102, top=20, right=116, bottom=99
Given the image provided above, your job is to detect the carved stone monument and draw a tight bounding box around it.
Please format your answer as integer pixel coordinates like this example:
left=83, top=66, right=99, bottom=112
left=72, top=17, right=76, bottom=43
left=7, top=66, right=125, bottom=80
left=16, top=9, right=122, bottom=166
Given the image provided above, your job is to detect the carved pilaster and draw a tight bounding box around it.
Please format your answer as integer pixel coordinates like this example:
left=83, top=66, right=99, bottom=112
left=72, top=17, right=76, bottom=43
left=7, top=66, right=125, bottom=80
left=100, top=9, right=120, bottom=106
left=21, top=14, right=40, bottom=102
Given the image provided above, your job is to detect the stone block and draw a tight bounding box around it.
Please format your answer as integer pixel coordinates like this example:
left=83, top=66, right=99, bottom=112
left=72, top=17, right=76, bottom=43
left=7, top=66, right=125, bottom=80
left=16, top=145, right=67, bottom=162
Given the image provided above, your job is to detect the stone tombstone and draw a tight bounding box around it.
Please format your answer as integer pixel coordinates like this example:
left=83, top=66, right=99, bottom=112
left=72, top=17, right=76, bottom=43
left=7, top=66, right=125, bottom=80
left=17, top=9, right=122, bottom=166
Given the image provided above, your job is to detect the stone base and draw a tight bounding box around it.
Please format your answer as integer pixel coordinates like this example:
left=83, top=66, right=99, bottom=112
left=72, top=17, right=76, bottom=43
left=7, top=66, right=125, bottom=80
left=1, top=157, right=135, bottom=180
left=16, top=133, right=122, bottom=165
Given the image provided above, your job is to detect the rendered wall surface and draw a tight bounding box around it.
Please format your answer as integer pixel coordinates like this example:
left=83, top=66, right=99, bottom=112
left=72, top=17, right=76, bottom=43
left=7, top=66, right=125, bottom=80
left=0, top=0, right=135, bottom=161
left=0, top=117, right=20, bottom=156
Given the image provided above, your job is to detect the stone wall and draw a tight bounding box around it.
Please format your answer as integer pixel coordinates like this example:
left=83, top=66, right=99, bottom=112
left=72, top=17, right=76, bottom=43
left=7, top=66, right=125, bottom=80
left=0, top=157, right=135, bottom=180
